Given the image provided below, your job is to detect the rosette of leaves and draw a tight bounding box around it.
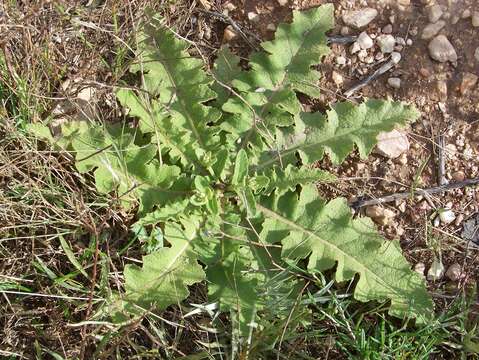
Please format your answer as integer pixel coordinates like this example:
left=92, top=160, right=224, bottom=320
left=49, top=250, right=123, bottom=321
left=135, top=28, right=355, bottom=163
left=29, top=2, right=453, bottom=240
left=46, top=4, right=433, bottom=338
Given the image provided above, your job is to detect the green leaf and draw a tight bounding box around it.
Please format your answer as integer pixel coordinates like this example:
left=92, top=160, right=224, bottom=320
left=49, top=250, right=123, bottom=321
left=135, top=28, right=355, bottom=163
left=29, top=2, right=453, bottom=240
left=211, top=46, right=242, bottom=107
left=233, top=5, right=334, bottom=97
left=58, top=234, right=89, bottom=279
left=124, top=221, right=205, bottom=310
left=258, top=185, right=434, bottom=323
left=232, top=149, right=248, bottom=186
left=257, top=99, right=420, bottom=169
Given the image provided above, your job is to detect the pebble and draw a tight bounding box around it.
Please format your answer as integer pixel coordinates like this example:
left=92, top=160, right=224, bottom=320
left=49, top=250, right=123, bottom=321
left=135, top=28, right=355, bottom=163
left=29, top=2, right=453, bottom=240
left=382, top=24, right=393, bottom=34
left=451, top=170, right=465, bottom=181
left=350, top=42, right=361, bottom=54
left=377, top=34, right=395, bottom=53
left=357, top=31, right=373, bottom=49
left=475, top=48, right=479, bottom=62
left=427, top=258, right=444, bottom=281
left=436, top=80, right=448, bottom=100
left=336, top=55, right=346, bottom=65
left=266, top=23, right=276, bottom=31
left=445, top=263, right=462, bottom=282
left=375, top=129, right=410, bottom=158
left=342, top=8, right=378, bottom=28
left=473, top=11, right=479, bottom=27
left=247, top=12, right=259, bottom=23
left=460, top=72, right=478, bottom=95
left=223, top=25, right=237, bottom=42
left=388, top=77, right=401, bottom=89
left=428, top=35, right=457, bottom=63
left=365, top=205, right=395, bottom=225
left=426, top=4, right=443, bottom=23
left=277, top=0, right=288, bottom=6
left=439, top=208, right=456, bottom=224
left=421, top=20, right=445, bottom=40
left=390, top=51, right=401, bottom=64
left=406, top=39, right=413, bottom=46
left=332, top=70, right=343, bottom=86
left=340, top=26, right=350, bottom=36
left=414, top=262, right=426, bottom=276
left=462, top=9, right=471, bottom=19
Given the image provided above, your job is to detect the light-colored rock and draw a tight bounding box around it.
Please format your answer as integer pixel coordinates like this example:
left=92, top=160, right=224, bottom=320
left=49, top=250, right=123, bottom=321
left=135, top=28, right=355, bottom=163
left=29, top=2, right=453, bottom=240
left=365, top=205, right=395, bottom=225
left=439, top=208, right=456, bottom=224
left=375, top=129, right=410, bottom=158
left=388, top=77, right=401, bottom=89
left=377, top=34, right=395, bottom=53
left=247, top=12, right=259, bottom=23
left=358, top=49, right=368, bottom=61
left=462, top=9, right=471, bottom=19
left=336, top=56, right=346, bottom=66
left=473, top=11, right=479, bottom=27
left=436, top=80, right=448, bottom=100
left=350, top=42, right=361, bottom=54
left=390, top=51, right=401, bottom=64
left=445, top=263, right=462, bottom=282
left=427, top=258, right=445, bottom=280
left=406, top=39, right=413, bottom=46
left=421, top=20, right=445, bottom=40
left=277, top=0, right=288, bottom=6
left=426, top=4, right=443, bottom=23
left=475, top=48, right=479, bottom=62
left=428, top=35, right=457, bottom=63
left=266, top=23, right=276, bottom=31
left=398, top=0, right=410, bottom=5
left=460, top=72, right=478, bottom=95
left=382, top=24, right=393, bottom=34
left=357, top=31, right=373, bottom=49
left=332, top=70, right=343, bottom=86
left=414, top=262, right=426, bottom=276
left=342, top=8, right=378, bottom=28
left=223, top=25, right=237, bottom=42
left=340, top=26, right=350, bottom=36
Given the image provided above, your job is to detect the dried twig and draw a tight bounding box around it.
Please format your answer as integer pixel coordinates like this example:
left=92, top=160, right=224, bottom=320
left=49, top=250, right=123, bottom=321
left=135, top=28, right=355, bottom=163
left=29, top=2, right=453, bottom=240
left=350, top=178, right=479, bottom=209
left=344, top=52, right=401, bottom=98
left=436, top=134, right=447, bottom=186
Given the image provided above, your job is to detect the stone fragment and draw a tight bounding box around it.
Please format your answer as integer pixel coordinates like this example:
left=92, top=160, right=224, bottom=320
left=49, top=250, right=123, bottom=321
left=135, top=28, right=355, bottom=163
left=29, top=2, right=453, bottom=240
left=342, top=8, right=378, bottom=28
left=445, top=263, right=462, bottom=282
left=414, top=262, right=426, bottom=276
left=375, top=129, right=410, bottom=159
left=247, top=12, right=259, bottom=23
left=365, top=206, right=395, bottom=225
left=223, top=25, right=237, bottom=42
left=266, top=23, right=276, bottom=31
left=277, top=0, right=288, bottom=6
left=387, top=77, right=401, bottom=89
left=350, top=42, right=361, bottom=54
left=460, top=72, right=478, bottom=95
left=475, top=48, right=479, bottom=62
left=436, top=80, right=448, bottom=100
left=377, top=34, right=395, bottom=53
left=462, top=9, right=471, bottom=18
left=439, top=209, right=456, bottom=224
left=332, top=70, right=343, bottom=86
left=473, top=11, right=479, bottom=27
left=421, top=20, right=445, bottom=40
left=426, top=4, right=443, bottom=23
left=340, top=26, right=350, bottom=36
left=336, top=55, right=346, bottom=65
left=428, top=35, right=457, bottom=63
left=382, top=24, right=393, bottom=34
left=357, top=31, right=373, bottom=49
left=427, top=258, right=444, bottom=280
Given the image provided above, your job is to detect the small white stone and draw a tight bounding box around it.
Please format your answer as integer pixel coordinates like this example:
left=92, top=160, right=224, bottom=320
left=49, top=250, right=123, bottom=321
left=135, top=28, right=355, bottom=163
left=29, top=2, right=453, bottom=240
left=426, top=4, right=443, bottom=23
left=388, top=77, right=401, bottom=89
left=390, top=51, right=401, bottom=64
left=377, top=34, right=395, bottom=53
left=475, top=47, right=479, bottom=62
left=266, top=23, right=276, bottom=31
left=342, top=8, right=378, bottom=28
left=365, top=206, right=395, bottom=225
left=421, top=20, right=445, bottom=40
left=332, top=71, right=343, bottom=86
left=414, top=262, right=426, bottom=276
left=462, top=9, right=471, bottom=19
left=247, top=12, right=259, bottom=23
left=277, top=0, right=288, bottom=6
left=357, top=31, right=374, bottom=49
left=427, top=258, right=445, bottom=281
left=445, top=263, right=462, bottom=282
left=357, top=49, right=368, bottom=61
left=395, top=37, right=406, bottom=46
left=350, top=42, right=361, bottom=54
left=336, top=55, right=346, bottom=65
left=439, top=208, right=456, bottom=224
left=375, top=129, right=409, bottom=158
left=340, top=26, right=350, bottom=36
left=406, top=39, right=413, bottom=46
left=428, top=35, right=457, bottom=63
left=473, top=11, right=479, bottom=27
left=382, top=24, right=393, bottom=34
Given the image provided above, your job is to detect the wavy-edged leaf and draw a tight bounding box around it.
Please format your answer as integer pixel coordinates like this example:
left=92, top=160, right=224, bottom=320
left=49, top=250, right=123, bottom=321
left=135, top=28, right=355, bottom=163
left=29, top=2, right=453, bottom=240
left=258, top=185, right=434, bottom=323
left=124, top=221, right=205, bottom=310
left=257, top=99, right=420, bottom=169
left=211, top=46, right=242, bottom=107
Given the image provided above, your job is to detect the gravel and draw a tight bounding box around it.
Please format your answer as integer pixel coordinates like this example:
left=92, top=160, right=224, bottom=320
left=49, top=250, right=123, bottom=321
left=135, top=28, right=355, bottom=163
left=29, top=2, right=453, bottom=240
left=428, top=35, right=457, bottom=63
left=342, top=8, right=378, bottom=28
left=377, top=34, right=395, bottom=53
